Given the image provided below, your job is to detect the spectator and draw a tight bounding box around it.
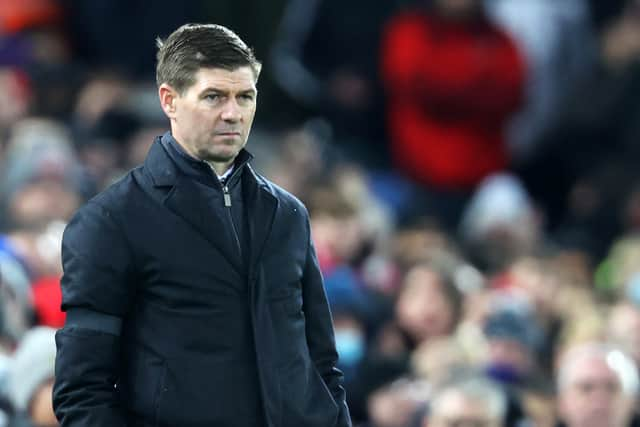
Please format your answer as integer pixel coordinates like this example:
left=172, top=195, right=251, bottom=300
left=0, top=119, right=83, bottom=231
left=483, top=301, right=541, bottom=388
left=486, top=0, right=596, bottom=161
left=271, top=0, right=400, bottom=166
left=482, top=298, right=541, bottom=426
left=395, top=262, right=463, bottom=350
left=518, top=0, right=640, bottom=257
left=367, top=377, right=431, bottom=427
left=459, top=174, right=541, bottom=273
left=556, top=342, right=639, bottom=427
left=422, top=374, right=507, bottom=427
left=381, top=0, right=525, bottom=227
left=7, top=327, right=58, bottom=427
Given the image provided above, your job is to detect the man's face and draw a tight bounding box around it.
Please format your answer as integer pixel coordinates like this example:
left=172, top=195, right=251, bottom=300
left=559, top=356, right=632, bottom=427
left=162, top=66, right=257, bottom=164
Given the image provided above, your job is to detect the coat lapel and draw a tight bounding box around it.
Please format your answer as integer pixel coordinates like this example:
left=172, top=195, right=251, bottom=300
left=163, top=174, right=244, bottom=274
left=145, top=139, right=244, bottom=277
left=244, top=166, right=278, bottom=274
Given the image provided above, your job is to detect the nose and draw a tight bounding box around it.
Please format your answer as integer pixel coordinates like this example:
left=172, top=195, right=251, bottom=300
left=220, top=98, right=242, bottom=123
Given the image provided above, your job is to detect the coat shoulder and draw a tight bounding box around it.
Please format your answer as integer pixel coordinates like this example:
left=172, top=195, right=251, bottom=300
left=79, top=167, right=143, bottom=217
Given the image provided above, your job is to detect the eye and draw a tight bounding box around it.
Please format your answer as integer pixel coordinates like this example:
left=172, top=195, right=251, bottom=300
left=204, top=93, right=220, bottom=102
left=240, top=93, right=254, bottom=101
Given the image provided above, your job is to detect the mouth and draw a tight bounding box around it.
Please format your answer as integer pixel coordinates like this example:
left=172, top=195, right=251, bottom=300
left=216, top=131, right=241, bottom=137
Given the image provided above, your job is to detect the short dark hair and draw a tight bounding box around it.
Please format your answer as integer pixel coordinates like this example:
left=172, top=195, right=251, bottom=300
left=156, top=23, right=261, bottom=93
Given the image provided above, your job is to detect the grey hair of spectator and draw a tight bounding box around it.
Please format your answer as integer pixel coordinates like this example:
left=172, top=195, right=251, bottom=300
left=156, top=23, right=262, bottom=94
left=430, top=374, right=507, bottom=421
left=557, top=342, right=639, bottom=396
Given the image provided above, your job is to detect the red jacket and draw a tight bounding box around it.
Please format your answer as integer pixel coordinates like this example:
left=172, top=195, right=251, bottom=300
left=381, top=11, right=525, bottom=189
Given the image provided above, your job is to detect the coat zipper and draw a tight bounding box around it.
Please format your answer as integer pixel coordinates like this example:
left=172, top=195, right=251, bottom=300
left=222, top=165, right=271, bottom=426
left=223, top=184, right=232, bottom=207
left=222, top=183, right=242, bottom=257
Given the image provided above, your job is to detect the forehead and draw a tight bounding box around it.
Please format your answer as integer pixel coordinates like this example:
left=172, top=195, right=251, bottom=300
left=189, top=66, right=256, bottom=92
left=568, top=356, right=620, bottom=386
left=406, top=267, right=439, bottom=288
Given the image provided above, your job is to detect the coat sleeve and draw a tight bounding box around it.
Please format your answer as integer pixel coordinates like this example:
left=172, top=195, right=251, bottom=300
left=301, top=213, right=352, bottom=427
left=53, top=200, right=136, bottom=427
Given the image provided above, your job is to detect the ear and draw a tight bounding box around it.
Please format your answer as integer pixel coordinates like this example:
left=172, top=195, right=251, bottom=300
left=158, top=83, right=179, bottom=119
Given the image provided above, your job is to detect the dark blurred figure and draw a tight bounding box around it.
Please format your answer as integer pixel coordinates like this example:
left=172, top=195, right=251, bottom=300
left=487, top=0, right=595, bottom=162
left=483, top=303, right=541, bottom=389
left=60, top=0, right=202, bottom=78
left=589, top=0, right=630, bottom=31
left=0, top=0, right=80, bottom=122
left=271, top=0, right=402, bottom=167
left=380, top=0, right=525, bottom=228
left=518, top=0, right=640, bottom=260
left=481, top=298, right=542, bottom=427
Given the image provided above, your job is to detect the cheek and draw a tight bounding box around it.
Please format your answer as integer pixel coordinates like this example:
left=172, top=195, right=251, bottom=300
left=180, top=105, right=212, bottom=125
left=423, top=290, right=454, bottom=322
left=193, top=108, right=213, bottom=125
left=244, top=107, right=257, bottom=124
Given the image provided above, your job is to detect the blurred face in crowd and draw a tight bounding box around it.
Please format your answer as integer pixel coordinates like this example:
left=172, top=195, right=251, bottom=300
left=368, top=380, right=430, bottom=427
left=159, top=66, right=257, bottom=173
left=396, top=266, right=457, bottom=344
left=558, top=354, right=633, bottom=427
left=9, top=180, right=80, bottom=229
left=426, top=389, right=502, bottom=427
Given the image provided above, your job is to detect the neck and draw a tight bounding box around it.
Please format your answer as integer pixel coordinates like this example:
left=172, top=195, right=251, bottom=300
left=169, top=131, right=236, bottom=176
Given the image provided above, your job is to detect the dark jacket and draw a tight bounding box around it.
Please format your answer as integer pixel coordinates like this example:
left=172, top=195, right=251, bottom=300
left=53, top=134, right=351, bottom=427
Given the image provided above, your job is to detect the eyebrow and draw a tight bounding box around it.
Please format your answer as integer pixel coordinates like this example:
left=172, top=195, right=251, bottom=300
left=199, top=87, right=257, bottom=96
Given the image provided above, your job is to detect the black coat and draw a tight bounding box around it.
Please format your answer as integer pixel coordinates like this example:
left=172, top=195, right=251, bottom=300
left=53, top=136, right=351, bottom=427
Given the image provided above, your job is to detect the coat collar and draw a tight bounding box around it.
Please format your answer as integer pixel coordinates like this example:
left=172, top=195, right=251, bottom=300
left=144, top=136, right=278, bottom=276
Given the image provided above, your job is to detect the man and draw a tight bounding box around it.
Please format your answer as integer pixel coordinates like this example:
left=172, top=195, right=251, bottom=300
left=557, top=342, right=638, bottom=427
left=423, top=374, right=507, bottom=427
left=380, top=0, right=524, bottom=228
left=53, top=23, right=351, bottom=427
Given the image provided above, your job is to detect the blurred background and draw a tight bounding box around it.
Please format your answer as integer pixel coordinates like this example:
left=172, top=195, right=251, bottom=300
left=2, top=0, right=640, bottom=426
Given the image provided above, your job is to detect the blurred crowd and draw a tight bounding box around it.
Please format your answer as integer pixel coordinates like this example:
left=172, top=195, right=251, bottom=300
left=2, top=0, right=640, bottom=426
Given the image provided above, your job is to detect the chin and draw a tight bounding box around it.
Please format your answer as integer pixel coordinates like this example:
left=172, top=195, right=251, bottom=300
left=201, top=150, right=238, bottom=163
